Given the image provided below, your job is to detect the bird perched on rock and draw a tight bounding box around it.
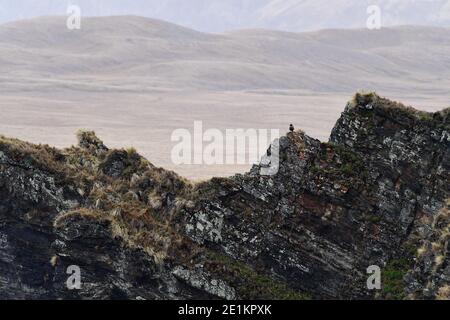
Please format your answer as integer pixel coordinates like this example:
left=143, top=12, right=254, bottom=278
left=289, top=124, right=295, bottom=132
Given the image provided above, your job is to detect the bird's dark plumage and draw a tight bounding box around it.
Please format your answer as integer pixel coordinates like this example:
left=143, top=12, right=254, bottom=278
left=289, top=124, right=295, bottom=132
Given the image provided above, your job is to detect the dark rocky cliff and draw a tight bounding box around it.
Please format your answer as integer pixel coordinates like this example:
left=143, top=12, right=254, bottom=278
left=0, top=93, right=449, bottom=300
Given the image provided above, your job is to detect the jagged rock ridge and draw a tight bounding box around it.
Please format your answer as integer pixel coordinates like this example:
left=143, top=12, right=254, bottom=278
left=0, top=93, right=449, bottom=300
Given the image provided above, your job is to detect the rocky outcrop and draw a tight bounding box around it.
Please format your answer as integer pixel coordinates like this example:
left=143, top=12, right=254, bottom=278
left=0, top=136, right=209, bottom=300
left=0, top=93, right=448, bottom=300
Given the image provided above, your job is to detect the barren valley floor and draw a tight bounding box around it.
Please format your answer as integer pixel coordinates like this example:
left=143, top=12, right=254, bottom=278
left=0, top=89, right=447, bottom=179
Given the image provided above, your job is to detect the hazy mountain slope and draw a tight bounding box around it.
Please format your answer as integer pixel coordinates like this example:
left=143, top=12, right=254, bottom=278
left=1, top=0, right=450, bottom=32
left=1, top=16, right=450, bottom=93
left=254, top=0, right=450, bottom=31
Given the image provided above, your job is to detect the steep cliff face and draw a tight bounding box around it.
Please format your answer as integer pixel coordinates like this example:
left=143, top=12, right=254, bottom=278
left=0, top=93, right=448, bottom=300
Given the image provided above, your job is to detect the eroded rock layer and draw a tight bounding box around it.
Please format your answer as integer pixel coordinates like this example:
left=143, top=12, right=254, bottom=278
left=0, top=93, right=448, bottom=300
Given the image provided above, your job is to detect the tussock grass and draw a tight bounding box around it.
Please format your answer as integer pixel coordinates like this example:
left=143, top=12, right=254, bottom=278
left=350, top=92, right=450, bottom=129
left=2, top=131, right=199, bottom=266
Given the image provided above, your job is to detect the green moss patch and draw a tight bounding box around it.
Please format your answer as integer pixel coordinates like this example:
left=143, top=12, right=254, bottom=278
left=381, top=258, right=411, bottom=300
left=205, top=252, right=310, bottom=300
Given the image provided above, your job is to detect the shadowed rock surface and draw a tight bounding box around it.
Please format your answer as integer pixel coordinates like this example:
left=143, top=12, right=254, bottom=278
left=0, top=93, right=449, bottom=300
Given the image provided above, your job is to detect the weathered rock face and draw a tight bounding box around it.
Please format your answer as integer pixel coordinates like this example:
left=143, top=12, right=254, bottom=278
left=0, top=139, right=210, bottom=300
left=331, top=94, right=449, bottom=299
left=181, top=94, right=449, bottom=300
left=0, top=94, right=448, bottom=300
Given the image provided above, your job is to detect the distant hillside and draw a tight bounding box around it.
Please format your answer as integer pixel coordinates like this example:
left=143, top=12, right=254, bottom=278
left=1, top=16, right=450, bottom=93
left=1, top=0, right=450, bottom=32
left=1, top=16, right=450, bottom=180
